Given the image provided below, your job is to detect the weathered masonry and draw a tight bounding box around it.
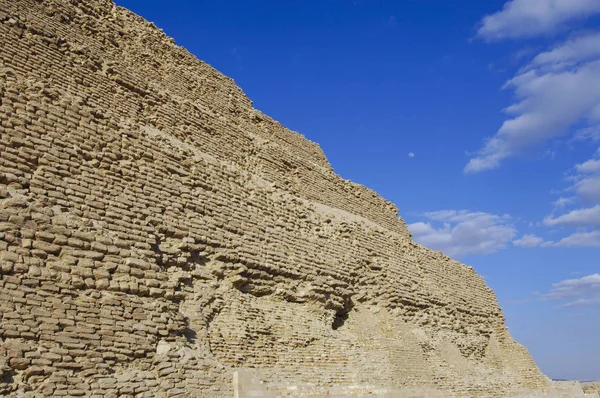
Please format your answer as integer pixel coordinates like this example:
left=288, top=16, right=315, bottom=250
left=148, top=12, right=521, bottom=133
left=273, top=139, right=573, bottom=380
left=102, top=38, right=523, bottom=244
left=0, top=1, right=588, bottom=397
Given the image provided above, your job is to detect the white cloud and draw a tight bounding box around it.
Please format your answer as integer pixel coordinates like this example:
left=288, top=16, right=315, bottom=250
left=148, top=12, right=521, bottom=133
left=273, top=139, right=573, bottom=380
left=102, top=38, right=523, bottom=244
left=568, top=148, right=600, bottom=203
left=543, top=273, right=600, bottom=307
left=540, top=147, right=600, bottom=246
left=573, top=125, right=600, bottom=141
left=513, top=234, right=545, bottom=247
left=408, top=152, right=415, bottom=158
left=408, top=210, right=516, bottom=258
left=544, top=205, right=600, bottom=227
left=465, top=33, right=600, bottom=173
left=574, top=175, right=600, bottom=203
left=474, top=2, right=600, bottom=250
left=553, top=197, right=575, bottom=208
left=576, top=158, right=600, bottom=173
left=477, top=0, right=600, bottom=41
left=554, top=230, right=600, bottom=247
left=531, top=32, right=600, bottom=69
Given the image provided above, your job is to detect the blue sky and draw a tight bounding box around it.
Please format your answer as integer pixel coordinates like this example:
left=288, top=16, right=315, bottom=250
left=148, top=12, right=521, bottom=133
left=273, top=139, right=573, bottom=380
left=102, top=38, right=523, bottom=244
left=116, top=0, right=600, bottom=381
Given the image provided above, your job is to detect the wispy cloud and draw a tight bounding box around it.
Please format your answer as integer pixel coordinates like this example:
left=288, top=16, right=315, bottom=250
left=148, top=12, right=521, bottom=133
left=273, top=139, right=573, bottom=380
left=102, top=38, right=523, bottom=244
left=553, top=197, right=575, bottom=208
left=573, top=125, right=600, bottom=142
left=543, top=273, right=600, bottom=307
left=513, top=234, right=545, bottom=247
left=477, top=0, right=600, bottom=41
left=554, top=230, right=600, bottom=247
left=465, top=33, right=600, bottom=173
left=530, top=32, right=600, bottom=69
left=576, top=157, right=600, bottom=174
left=539, top=146, right=600, bottom=246
left=544, top=205, right=600, bottom=228
left=408, top=210, right=516, bottom=258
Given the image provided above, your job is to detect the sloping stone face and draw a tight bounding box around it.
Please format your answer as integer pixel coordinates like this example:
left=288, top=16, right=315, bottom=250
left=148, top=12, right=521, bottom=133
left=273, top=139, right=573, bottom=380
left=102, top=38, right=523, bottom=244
left=0, top=1, right=557, bottom=397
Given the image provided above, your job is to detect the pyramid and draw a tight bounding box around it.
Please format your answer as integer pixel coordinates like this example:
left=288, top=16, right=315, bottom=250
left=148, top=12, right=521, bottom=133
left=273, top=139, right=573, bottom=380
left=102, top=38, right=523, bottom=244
left=0, top=1, right=586, bottom=397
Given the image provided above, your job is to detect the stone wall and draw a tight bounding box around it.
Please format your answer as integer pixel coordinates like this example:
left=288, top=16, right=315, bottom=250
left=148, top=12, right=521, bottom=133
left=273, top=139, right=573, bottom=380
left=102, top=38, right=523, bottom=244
left=583, top=382, right=600, bottom=396
left=0, top=0, right=581, bottom=397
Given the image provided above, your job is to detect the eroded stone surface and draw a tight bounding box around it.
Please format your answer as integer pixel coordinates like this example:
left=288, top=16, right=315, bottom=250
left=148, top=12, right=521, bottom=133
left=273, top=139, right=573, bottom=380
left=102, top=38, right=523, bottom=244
left=0, top=0, right=588, bottom=397
left=583, top=382, right=600, bottom=397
